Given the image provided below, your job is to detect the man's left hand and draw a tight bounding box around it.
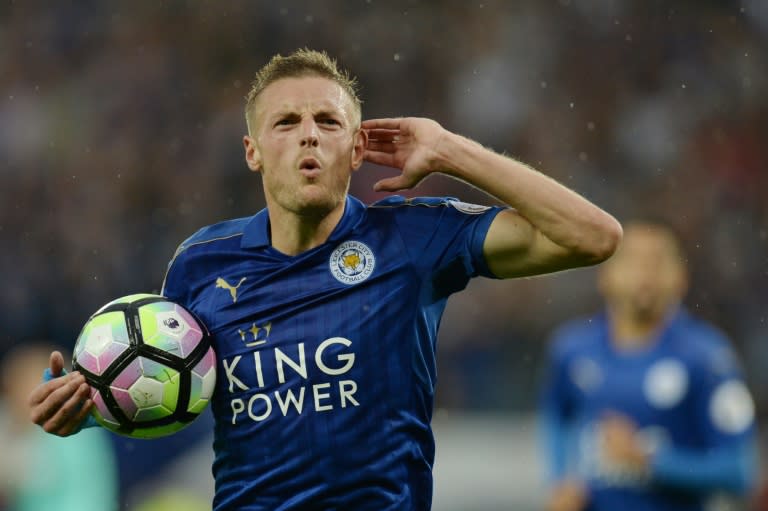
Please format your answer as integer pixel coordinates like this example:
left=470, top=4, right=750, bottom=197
left=362, top=117, right=449, bottom=192
left=599, top=413, right=650, bottom=472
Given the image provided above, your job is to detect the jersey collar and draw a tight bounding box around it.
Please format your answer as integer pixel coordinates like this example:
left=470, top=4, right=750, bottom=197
left=240, top=195, right=366, bottom=249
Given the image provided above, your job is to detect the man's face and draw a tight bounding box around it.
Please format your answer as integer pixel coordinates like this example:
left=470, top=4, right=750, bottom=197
left=243, top=76, right=365, bottom=218
left=598, top=224, right=688, bottom=322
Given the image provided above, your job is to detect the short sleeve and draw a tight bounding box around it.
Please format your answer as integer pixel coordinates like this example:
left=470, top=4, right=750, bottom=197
left=160, top=243, right=190, bottom=304
left=375, top=196, right=503, bottom=297
left=649, top=328, right=758, bottom=494
left=689, top=333, right=756, bottom=446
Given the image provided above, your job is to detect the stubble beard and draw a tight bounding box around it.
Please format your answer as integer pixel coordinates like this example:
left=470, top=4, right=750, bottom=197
left=267, top=176, right=350, bottom=222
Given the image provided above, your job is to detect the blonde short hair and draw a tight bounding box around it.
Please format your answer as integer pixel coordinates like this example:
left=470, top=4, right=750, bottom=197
left=245, top=49, right=362, bottom=133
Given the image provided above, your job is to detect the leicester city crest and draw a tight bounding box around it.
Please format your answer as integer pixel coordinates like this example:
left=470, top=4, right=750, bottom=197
left=330, top=240, right=375, bottom=285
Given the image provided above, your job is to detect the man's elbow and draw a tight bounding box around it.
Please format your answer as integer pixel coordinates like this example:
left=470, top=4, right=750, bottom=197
left=579, top=216, right=623, bottom=265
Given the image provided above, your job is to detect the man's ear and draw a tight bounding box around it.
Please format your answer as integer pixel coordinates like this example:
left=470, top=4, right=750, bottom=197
left=244, top=135, right=262, bottom=173
left=350, top=128, right=368, bottom=171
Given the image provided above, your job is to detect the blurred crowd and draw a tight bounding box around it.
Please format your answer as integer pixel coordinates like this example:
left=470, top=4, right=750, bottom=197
left=1, top=0, right=767, bottom=507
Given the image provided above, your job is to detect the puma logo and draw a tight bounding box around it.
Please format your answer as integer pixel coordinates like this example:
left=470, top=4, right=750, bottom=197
left=215, top=277, right=247, bottom=303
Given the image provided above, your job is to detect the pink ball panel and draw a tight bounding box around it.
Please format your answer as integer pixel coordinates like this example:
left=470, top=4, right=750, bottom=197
left=111, top=386, right=138, bottom=419
left=95, top=342, right=130, bottom=374
left=92, top=389, right=119, bottom=426
left=77, top=351, right=100, bottom=375
left=112, top=358, right=143, bottom=389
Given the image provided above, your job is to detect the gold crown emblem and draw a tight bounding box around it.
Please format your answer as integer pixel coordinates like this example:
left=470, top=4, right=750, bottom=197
left=238, top=322, right=272, bottom=347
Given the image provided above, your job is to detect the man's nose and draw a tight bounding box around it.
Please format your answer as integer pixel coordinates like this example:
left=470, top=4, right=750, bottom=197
left=299, top=118, right=319, bottom=147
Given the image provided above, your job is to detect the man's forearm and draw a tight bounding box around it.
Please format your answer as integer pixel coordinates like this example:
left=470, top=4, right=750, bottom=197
left=651, top=443, right=757, bottom=495
left=434, top=132, right=621, bottom=261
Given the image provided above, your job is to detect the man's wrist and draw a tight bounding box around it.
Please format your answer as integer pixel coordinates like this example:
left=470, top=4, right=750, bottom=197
left=431, top=131, right=479, bottom=178
left=43, top=367, right=66, bottom=381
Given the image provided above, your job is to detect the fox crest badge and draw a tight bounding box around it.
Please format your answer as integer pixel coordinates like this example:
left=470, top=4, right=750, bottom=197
left=330, top=241, right=375, bottom=285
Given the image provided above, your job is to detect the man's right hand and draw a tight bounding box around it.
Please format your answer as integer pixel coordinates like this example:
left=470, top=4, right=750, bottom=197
left=28, top=350, right=93, bottom=436
left=546, top=480, right=589, bottom=511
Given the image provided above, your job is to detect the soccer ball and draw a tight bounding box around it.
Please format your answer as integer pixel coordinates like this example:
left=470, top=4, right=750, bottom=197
left=72, top=293, right=216, bottom=439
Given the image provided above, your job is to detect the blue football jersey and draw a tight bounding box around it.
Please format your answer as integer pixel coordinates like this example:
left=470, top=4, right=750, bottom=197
left=161, top=195, right=502, bottom=510
left=540, top=309, right=757, bottom=511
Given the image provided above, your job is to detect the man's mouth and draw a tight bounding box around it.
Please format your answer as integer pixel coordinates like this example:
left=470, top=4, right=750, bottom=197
left=299, top=157, right=321, bottom=178
left=299, top=158, right=320, bottom=173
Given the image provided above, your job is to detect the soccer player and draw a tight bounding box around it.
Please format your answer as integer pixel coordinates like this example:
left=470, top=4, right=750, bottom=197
left=28, top=49, right=622, bottom=510
left=539, top=221, right=757, bottom=511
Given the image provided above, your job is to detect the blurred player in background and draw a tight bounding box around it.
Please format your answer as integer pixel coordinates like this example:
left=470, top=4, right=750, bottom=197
left=539, top=221, right=758, bottom=511
left=29, top=49, right=622, bottom=510
left=0, top=343, right=117, bottom=511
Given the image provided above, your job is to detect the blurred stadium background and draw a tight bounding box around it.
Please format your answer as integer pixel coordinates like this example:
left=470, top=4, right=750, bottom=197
left=1, top=1, right=766, bottom=509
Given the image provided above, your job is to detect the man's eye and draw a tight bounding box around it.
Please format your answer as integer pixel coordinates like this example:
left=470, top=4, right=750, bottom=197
left=319, top=118, right=340, bottom=125
left=276, top=119, right=294, bottom=126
